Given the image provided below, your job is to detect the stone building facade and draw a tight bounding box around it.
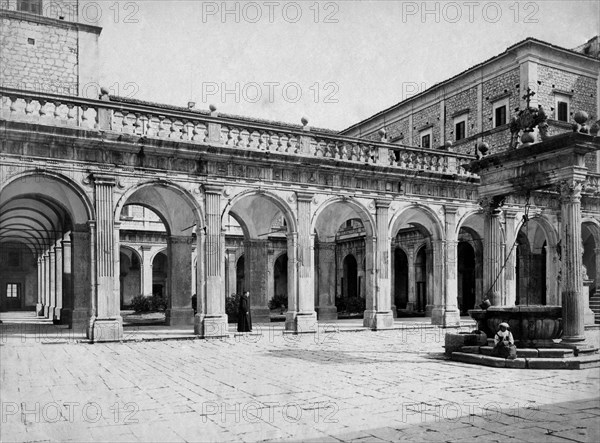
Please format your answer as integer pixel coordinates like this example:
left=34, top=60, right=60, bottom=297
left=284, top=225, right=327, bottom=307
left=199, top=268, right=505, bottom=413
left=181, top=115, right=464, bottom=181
left=1, top=1, right=599, bottom=341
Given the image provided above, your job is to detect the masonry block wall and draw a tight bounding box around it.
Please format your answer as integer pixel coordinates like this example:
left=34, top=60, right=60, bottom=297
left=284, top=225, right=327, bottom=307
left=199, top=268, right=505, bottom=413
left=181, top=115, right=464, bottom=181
left=0, top=0, right=100, bottom=97
left=342, top=38, right=599, bottom=167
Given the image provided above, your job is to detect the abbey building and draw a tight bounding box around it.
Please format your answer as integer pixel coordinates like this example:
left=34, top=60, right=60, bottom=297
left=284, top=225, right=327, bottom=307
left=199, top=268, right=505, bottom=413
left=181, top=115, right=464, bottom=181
left=1, top=1, right=599, bottom=340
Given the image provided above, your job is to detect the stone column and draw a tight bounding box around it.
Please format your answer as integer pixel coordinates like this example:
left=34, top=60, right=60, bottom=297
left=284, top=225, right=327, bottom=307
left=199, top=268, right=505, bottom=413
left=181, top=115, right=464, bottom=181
left=559, top=181, right=586, bottom=344
left=61, top=236, right=73, bottom=326
left=36, top=257, right=43, bottom=316
left=407, top=246, right=416, bottom=311
left=226, top=249, right=237, bottom=298
left=315, top=241, right=337, bottom=320
left=482, top=197, right=504, bottom=305
left=48, top=247, right=56, bottom=318
left=53, top=240, right=63, bottom=323
left=285, top=232, right=299, bottom=328
left=390, top=244, right=396, bottom=317
left=434, top=205, right=460, bottom=326
left=365, top=200, right=394, bottom=329
left=244, top=239, right=270, bottom=323
left=595, top=247, right=600, bottom=296
left=430, top=239, right=445, bottom=323
left=140, top=246, right=153, bottom=297
left=90, top=174, right=122, bottom=342
left=290, top=192, right=317, bottom=333
left=166, top=235, right=194, bottom=326
left=196, top=185, right=228, bottom=337
left=71, top=226, right=92, bottom=335
left=504, top=210, right=519, bottom=306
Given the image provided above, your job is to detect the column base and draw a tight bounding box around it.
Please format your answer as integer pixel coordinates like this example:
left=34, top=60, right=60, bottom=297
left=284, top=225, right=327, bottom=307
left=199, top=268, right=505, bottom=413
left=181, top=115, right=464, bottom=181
left=315, top=306, right=338, bottom=321
left=165, top=308, right=194, bottom=327
left=52, top=307, right=61, bottom=324
left=363, top=310, right=394, bottom=329
left=195, top=314, right=229, bottom=338
left=555, top=340, right=598, bottom=356
left=250, top=306, right=271, bottom=324
left=431, top=307, right=460, bottom=327
left=286, top=311, right=317, bottom=333
left=91, top=317, right=123, bottom=342
left=391, top=304, right=397, bottom=318
left=43, top=305, right=52, bottom=318
left=405, top=302, right=416, bottom=311
left=36, top=304, right=44, bottom=316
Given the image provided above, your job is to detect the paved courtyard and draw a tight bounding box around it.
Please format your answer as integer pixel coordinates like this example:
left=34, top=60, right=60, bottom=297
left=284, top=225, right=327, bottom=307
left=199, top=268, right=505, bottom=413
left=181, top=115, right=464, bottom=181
left=1, top=317, right=599, bottom=442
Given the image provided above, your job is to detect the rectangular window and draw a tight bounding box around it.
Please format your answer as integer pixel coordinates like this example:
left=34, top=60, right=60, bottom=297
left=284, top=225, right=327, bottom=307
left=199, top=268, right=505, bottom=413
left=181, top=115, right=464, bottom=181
left=557, top=101, right=568, bottom=122
left=17, top=0, right=42, bottom=14
left=455, top=121, right=466, bottom=141
left=6, top=283, right=19, bottom=298
left=421, top=134, right=430, bottom=149
left=495, top=105, right=507, bottom=127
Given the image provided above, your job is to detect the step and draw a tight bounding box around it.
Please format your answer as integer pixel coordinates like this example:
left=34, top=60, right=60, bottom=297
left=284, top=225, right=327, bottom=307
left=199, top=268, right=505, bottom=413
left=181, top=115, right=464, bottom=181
left=450, top=352, right=600, bottom=369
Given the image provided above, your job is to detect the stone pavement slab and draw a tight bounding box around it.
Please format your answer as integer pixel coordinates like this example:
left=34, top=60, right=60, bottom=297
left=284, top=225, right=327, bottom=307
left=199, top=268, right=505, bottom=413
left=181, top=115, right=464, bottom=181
left=1, top=324, right=599, bottom=442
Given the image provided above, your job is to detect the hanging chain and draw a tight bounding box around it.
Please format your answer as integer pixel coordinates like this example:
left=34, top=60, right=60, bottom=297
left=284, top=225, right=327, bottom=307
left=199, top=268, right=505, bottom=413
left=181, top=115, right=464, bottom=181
left=484, top=192, right=531, bottom=300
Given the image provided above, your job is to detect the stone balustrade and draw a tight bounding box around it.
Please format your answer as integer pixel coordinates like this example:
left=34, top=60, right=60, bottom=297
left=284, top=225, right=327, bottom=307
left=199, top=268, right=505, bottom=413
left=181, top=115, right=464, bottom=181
left=0, top=87, right=477, bottom=178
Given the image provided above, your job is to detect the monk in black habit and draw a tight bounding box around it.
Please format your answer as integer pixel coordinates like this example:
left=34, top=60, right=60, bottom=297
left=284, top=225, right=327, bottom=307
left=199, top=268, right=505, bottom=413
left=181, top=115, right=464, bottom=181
left=237, top=291, right=252, bottom=332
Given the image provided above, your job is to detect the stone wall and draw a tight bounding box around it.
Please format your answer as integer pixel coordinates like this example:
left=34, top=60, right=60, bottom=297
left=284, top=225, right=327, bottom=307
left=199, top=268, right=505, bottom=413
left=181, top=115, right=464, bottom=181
left=482, top=68, right=520, bottom=132
left=537, top=64, right=597, bottom=121
left=445, top=86, right=478, bottom=140
left=0, top=15, right=79, bottom=95
left=411, top=103, right=439, bottom=147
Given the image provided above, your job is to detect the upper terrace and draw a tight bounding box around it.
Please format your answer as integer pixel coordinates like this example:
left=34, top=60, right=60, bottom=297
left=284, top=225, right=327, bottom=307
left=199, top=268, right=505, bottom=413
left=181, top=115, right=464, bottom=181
left=0, top=86, right=479, bottom=182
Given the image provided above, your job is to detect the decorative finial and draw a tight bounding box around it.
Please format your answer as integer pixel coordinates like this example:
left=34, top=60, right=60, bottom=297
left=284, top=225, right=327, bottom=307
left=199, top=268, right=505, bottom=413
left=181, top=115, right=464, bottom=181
left=378, top=128, right=387, bottom=142
left=209, top=104, right=218, bottom=116
left=522, top=87, right=536, bottom=108
left=187, top=101, right=195, bottom=109
left=573, top=111, right=589, bottom=134
left=301, top=117, right=310, bottom=131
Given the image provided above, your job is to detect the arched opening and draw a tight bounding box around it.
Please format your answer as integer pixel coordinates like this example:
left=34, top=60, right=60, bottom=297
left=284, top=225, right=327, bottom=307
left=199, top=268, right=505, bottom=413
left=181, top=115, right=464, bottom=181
left=342, top=254, right=358, bottom=299
left=119, top=247, right=141, bottom=309
left=582, top=222, right=598, bottom=295
left=236, top=255, right=245, bottom=297
left=415, top=247, right=427, bottom=313
left=457, top=242, right=476, bottom=313
left=313, top=200, right=374, bottom=323
left=152, top=251, right=168, bottom=300
left=273, top=253, right=288, bottom=311
left=0, top=173, right=93, bottom=330
left=515, top=218, right=552, bottom=306
left=225, top=192, right=295, bottom=324
left=393, top=248, right=409, bottom=311
left=116, top=183, right=202, bottom=327
left=390, top=205, right=443, bottom=318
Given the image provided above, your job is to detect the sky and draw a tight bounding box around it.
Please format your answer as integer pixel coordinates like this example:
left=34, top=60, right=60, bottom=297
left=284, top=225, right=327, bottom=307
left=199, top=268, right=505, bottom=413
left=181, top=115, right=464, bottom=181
left=85, top=0, right=600, bottom=131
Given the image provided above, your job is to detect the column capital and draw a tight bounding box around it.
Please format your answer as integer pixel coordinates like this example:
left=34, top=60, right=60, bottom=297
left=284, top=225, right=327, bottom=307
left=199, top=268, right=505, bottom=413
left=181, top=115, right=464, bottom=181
left=444, top=204, right=460, bottom=215
left=375, top=199, right=392, bottom=209
left=558, top=179, right=584, bottom=202
left=90, top=173, right=117, bottom=186
left=203, top=184, right=224, bottom=195
left=479, top=195, right=505, bottom=216
left=296, top=191, right=313, bottom=203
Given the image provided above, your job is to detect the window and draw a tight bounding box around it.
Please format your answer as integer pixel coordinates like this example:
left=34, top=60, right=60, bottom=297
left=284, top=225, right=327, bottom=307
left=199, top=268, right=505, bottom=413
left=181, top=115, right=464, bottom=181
left=17, top=0, right=42, bottom=14
left=495, top=106, right=507, bottom=127
left=6, top=283, right=19, bottom=298
left=492, top=97, right=509, bottom=128
left=455, top=121, right=466, bottom=141
left=421, top=134, right=430, bottom=149
left=557, top=101, right=568, bottom=122
left=554, top=93, right=571, bottom=122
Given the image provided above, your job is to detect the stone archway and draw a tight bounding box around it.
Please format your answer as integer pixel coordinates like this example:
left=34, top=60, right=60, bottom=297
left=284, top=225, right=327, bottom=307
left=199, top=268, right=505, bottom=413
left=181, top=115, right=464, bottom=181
left=392, top=247, right=409, bottom=313
left=224, top=190, right=297, bottom=324
left=115, top=181, right=204, bottom=327
left=0, top=171, right=94, bottom=332
left=390, top=204, right=444, bottom=320
left=119, top=246, right=141, bottom=309
left=312, top=198, right=376, bottom=325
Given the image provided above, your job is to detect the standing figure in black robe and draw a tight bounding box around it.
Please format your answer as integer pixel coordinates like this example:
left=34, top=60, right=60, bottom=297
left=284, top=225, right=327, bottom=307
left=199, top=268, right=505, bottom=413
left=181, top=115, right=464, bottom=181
left=237, top=291, right=252, bottom=332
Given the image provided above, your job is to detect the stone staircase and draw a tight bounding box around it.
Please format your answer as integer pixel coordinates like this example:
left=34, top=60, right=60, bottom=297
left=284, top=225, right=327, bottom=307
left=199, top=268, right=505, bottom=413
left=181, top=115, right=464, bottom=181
left=590, top=295, right=600, bottom=324
left=450, top=339, right=600, bottom=369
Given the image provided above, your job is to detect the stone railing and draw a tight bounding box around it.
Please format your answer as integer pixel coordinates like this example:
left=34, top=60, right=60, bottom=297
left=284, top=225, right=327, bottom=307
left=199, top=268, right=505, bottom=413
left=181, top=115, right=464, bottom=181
left=0, top=87, right=477, bottom=178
